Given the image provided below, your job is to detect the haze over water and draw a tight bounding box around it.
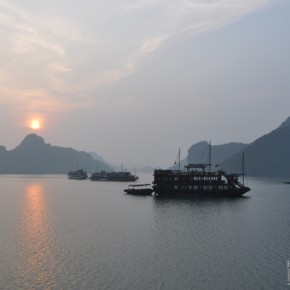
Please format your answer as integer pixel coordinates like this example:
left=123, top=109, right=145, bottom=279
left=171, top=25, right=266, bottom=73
left=0, top=174, right=289, bottom=289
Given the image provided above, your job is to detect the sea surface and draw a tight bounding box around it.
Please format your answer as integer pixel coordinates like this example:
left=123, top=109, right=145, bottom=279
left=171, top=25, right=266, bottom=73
left=0, top=174, right=289, bottom=290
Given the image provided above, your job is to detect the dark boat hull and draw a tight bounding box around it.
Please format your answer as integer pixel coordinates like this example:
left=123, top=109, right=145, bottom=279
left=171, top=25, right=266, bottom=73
left=90, top=171, right=138, bottom=182
left=124, top=189, right=153, bottom=195
left=68, top=176, right=87, bottom=180
left=153, top=187, right=250, bottom=197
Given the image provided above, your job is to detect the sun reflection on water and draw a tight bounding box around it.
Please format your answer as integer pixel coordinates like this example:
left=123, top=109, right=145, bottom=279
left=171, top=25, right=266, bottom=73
left=19, top=183, right=57, bottom=288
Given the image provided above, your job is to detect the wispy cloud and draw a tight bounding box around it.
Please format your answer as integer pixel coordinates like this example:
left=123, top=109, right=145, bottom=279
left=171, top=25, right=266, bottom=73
left=0, top=0, right=282, bottom=115
left=0, top=2, right=65, bottom=57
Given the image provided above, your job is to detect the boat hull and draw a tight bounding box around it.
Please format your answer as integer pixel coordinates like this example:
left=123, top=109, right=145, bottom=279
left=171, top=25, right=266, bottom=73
left=68, top=176, right=87, bottom=180
left=124, top=189, right=153, bottom=196
left=90, top=171, right=138, bottom=182
left=153, top=187, right=250, bottom=197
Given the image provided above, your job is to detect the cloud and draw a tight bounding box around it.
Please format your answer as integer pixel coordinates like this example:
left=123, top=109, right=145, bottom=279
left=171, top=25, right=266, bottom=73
left=0, top=2, right=65, bottom=56
left=0, top=0, right=283, bottom=115
left=137, top=36, right=169, bottom=56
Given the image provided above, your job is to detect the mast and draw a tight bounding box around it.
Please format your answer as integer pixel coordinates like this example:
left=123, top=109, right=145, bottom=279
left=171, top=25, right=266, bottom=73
left=178, top=148, right=181, bottom=172
left=242, top=152, right=245, bottom=185
left=208, top=140, right=212, bottom=173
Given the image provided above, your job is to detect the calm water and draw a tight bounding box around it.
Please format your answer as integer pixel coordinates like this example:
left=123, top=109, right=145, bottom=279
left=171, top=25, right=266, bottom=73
left=0, top=174, right=289, bottom=290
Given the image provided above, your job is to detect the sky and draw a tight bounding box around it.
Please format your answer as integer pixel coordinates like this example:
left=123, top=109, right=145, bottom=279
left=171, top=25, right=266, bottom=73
left=0, top=0, right=290, bottom=169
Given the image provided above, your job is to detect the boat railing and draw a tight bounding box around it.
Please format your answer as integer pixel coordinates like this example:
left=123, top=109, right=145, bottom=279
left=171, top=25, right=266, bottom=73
left=185, top=163, right=211, bottom=173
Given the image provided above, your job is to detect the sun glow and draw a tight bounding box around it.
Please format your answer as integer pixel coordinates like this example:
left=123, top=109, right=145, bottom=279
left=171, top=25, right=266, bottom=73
left=30, top=119, right=42, bottom=130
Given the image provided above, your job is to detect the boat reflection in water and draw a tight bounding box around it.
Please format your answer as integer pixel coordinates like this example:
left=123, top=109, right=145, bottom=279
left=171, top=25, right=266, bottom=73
left=19, top=183, right=57, bottom=288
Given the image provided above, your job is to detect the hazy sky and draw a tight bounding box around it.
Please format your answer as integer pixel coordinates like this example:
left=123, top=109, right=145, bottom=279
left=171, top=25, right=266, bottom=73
left=1, top=0, right=290, bottom=168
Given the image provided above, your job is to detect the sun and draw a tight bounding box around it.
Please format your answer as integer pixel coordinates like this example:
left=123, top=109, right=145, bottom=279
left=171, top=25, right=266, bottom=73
left=30, top=119, right=41, bottom=130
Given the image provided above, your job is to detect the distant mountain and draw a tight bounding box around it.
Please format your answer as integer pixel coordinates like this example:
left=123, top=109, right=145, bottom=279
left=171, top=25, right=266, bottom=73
left=3, top=115, right=290, bottom=177
left=221, top=117, right=290, bottom=177
left=182, top=116, right=290, bottom=177
left=89, top=151, right=107, bottom=163
left=186, top=141, right=248, bottom=167
left=89, top=151, right=116, bottom=170
left=0, top=134, right=113, bottom=174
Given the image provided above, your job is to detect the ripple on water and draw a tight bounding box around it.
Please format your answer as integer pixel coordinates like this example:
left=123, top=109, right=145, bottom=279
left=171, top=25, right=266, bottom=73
left=0, top=176, right=289, bottom=289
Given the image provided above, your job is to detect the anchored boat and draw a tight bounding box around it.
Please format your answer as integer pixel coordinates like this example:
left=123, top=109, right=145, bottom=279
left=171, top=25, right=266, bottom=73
left=124, top=184, right=153, bottom=195
left=68, top=169, right=88, bottom=180
left=153, top=147, right=250, bottom=197
left=153, top=165, right=250, bottom=197
left=90, top=171, right=138, bottom=182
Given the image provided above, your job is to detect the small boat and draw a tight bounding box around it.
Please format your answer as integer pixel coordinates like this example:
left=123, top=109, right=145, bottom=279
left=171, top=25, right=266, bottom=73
left=284, top=181, right=290, bottom=184
left=68, top=169, right=88, bottom=180
left=124, top=184, right=153, bottom=195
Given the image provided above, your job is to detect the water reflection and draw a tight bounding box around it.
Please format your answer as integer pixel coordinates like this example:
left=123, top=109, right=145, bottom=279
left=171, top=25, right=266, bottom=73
left=19, top=183, right=56, bottom=288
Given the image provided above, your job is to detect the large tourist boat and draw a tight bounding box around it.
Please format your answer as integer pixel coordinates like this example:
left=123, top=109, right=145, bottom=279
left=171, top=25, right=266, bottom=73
left=90, top=171, right=138, bottom=182
left=68, top=169, right=88, bottom=180
left=153, top=149, right=250, bottom=197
